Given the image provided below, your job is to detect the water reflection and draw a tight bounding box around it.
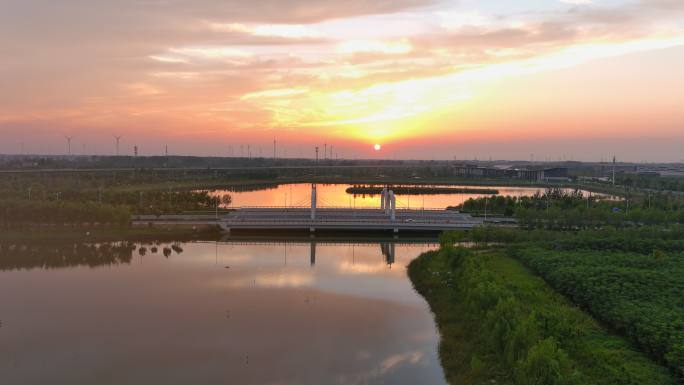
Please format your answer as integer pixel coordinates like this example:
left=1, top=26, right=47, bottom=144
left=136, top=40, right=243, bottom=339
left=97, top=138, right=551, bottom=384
left=0, top=241, right=136, bottom=270
left=0, top=240, right=192, bottom=271
left=0, top=238, right=445, bottom=385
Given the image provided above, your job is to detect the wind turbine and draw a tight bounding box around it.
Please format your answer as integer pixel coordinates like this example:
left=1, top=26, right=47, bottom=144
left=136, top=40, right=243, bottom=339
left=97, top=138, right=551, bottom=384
left=114, top=135, right=123, bottom=156
left=65, top=136, right=75, bottom=155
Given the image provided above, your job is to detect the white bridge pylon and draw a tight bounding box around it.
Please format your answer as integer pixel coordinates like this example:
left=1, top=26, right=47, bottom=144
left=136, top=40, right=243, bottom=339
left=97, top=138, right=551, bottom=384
left=380, top=186, right=396, bottom=219
left=311, top=183, right=317, bottom=220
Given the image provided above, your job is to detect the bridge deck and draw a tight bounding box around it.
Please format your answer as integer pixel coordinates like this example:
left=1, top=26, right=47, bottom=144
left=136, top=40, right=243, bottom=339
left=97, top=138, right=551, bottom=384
left=135, top=208, right=485, bottom=232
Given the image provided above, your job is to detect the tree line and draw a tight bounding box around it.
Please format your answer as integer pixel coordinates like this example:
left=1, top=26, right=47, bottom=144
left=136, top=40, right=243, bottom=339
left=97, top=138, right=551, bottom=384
left=0, top=189, right=231, bottom=228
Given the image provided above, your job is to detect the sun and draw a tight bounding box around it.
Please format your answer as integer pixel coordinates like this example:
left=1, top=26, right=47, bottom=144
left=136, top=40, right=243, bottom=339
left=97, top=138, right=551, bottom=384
left=374, top=144, right=381, bottom=151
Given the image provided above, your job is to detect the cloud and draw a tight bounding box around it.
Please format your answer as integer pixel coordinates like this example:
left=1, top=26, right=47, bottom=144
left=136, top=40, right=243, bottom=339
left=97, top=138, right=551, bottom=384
left=242, top=88, right=310, bottom=100
left=561, top=0, right=592, bottom=4
left=337, top=39, right=414, bottom=55
left=2, top=0, right=684, bottom=158
left=211, top=23, right=321, bottom=39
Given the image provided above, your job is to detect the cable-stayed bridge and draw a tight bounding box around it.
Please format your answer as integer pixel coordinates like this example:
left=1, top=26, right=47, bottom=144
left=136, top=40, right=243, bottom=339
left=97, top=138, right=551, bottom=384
left=134, top=184, right=487, bottom=234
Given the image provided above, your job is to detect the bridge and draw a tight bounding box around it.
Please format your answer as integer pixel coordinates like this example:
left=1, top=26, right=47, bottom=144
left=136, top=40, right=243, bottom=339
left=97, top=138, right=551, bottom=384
left=134, top=184, right=485, bottom=234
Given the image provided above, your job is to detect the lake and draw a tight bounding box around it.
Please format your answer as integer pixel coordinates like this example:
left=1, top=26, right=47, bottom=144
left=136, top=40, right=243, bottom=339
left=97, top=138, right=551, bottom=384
left=0, top=239, right=445, bottom=385
left=208, top=182, right=583, bottom=209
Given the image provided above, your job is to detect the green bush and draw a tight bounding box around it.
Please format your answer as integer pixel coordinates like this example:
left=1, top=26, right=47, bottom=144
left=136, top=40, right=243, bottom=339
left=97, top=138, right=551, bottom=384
left=516, top=338, right=577, bottom=385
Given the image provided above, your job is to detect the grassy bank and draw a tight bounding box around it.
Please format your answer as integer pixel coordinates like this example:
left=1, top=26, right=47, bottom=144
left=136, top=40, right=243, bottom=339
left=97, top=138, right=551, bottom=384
left=408, top=245, right=675, bottom=384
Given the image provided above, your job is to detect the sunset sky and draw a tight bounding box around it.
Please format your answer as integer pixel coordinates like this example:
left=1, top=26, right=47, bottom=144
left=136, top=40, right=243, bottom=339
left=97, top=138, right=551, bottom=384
left=1, top=0, right=684, bottom=161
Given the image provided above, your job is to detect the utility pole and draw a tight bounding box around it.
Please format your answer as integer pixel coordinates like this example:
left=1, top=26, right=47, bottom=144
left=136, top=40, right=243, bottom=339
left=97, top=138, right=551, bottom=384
left=587, top=192, right=590, bottom=209
left=114, top=135, right=123, bottom=156
left=626, top=189, right=630, bottom=215
left=315, top=146, right=319, bottom=164
left=546, top=194, right=550, bottom=214
left=612, top=156, right=616, bottom=186
left=273, top=139, right=276, bottom=160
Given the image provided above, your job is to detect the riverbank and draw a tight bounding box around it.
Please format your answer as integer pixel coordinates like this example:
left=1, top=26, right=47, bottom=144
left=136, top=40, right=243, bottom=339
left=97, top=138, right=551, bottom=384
left=408, top=245, right=674, bottom=385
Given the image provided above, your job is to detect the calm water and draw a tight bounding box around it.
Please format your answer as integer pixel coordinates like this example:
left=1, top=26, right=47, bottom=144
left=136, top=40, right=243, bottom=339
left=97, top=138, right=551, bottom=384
left=210, top=183, right=569, bottom=209
left=0, top=239, right=445, bottom=385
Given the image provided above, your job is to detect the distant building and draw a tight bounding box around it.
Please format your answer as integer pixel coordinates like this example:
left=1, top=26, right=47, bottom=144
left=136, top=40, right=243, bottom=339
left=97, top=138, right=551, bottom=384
left=452, top=164, right=517, bottom=178
left=451, top=164, right=568, bottom=181
left=634, top=165, right=684, bottom=178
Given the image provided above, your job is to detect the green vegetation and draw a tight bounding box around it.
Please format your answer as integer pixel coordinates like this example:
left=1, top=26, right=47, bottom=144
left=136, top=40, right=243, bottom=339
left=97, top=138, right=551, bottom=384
left=409, top=243, right=675, bottom=384
left=0, top=191, right=229, bottom=228
left=617, top=174, right=684, bottom=193
left=0, top=170, right=234, bottom=227
left=433, top=225, right=684, bottom=381
left=456, top=187, right=684, bottom=227
left=508, top=242, right=684, bottom=377
left=0, top=199, right=131, bottom=228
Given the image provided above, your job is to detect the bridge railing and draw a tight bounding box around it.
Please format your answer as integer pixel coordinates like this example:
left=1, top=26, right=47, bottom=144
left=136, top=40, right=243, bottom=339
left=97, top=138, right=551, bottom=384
left=220, top=217, right=474, bottom=224
left=233, top=205, right=449, bottom=211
